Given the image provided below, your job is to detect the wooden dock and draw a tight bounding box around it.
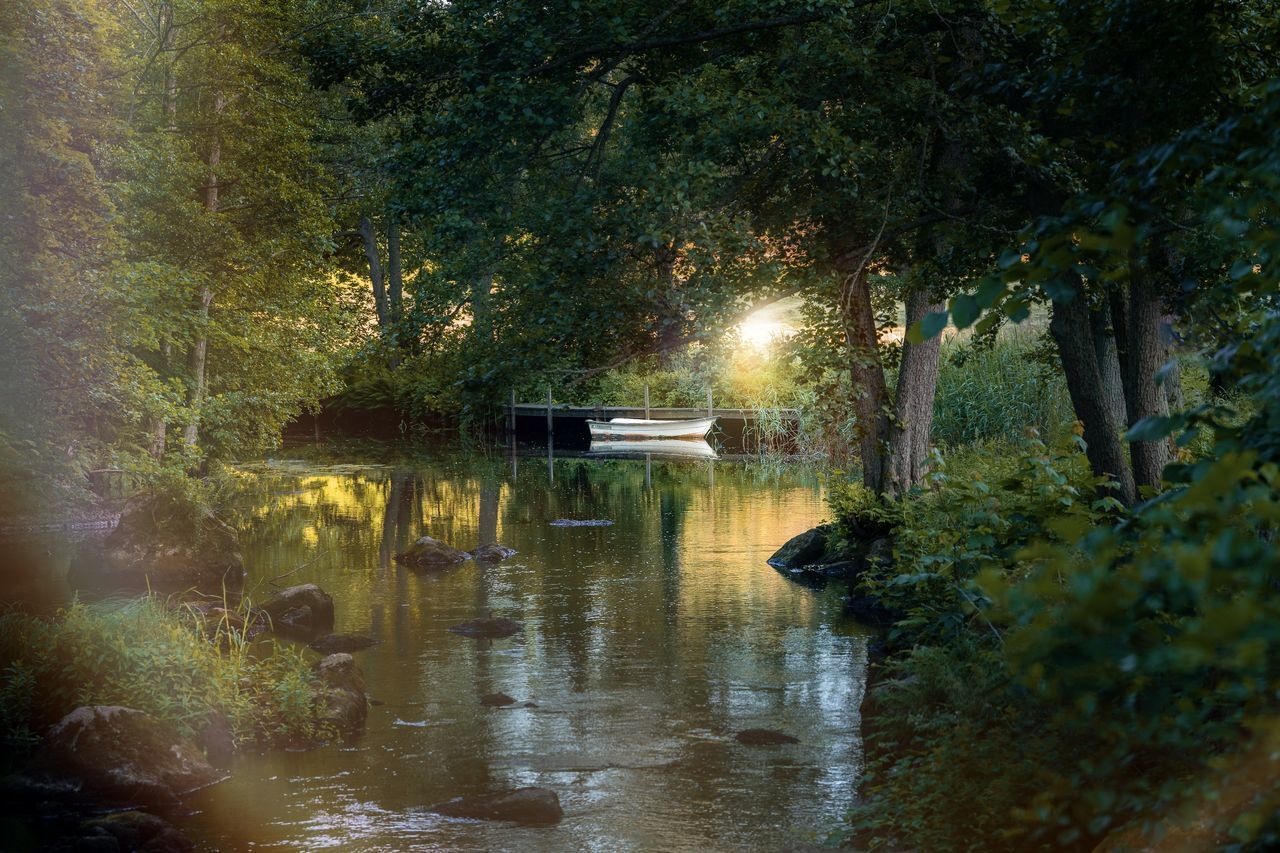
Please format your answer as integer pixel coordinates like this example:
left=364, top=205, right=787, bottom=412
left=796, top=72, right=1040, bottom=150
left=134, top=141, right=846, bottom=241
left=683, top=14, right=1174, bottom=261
left=506, top=404, right=799, bottom=422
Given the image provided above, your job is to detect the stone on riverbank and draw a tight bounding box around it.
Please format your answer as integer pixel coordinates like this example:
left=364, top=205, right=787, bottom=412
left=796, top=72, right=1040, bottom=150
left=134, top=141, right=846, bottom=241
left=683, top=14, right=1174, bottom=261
left=469, top=543, right=517, bottom=562
left=311, top=654, right=367, bottom=738
left=735, top=728, right=800, bottom=746
left=71, top=494, right=245, bottom=594
left=768, top=524, right=833, bottom=568
left=260, top=584, right=334, bottom=641
left=430, top=787, right=564, bottom=825
left=309, top=633, right=382, bottom=654
left=767, top=522, right=893, bottom=584
left=394, top=536, right=469, bottom=568
left=447, top=616, right=522, bottom=639
left=41, top=706, right=225, bottom=807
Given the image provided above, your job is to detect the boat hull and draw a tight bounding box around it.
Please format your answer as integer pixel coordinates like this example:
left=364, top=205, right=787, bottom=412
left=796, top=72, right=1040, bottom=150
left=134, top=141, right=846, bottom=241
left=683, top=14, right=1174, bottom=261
left=586, top=417, right=716, bottom=440
left=587, top=439, right=718, bottom=459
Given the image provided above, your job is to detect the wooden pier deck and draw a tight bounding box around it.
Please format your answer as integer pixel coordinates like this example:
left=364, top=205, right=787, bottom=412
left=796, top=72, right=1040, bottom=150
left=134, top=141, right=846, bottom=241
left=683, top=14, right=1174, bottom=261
left=506, top=404, right=799, bottom=422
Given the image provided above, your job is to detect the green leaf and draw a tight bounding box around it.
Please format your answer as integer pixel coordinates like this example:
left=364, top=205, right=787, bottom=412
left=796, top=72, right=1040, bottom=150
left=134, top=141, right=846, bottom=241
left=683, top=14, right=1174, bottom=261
left=950, top=294, right=980, bottom=329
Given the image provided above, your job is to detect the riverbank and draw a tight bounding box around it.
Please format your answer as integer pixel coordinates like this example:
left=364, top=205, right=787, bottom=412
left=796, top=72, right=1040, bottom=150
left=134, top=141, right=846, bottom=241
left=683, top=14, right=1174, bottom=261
left=0, top=593, right=372, bottom=849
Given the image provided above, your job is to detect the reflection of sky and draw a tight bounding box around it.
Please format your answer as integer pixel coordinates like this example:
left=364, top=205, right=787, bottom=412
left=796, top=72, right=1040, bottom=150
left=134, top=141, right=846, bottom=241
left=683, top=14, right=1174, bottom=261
left=187, top=452, right=868, bottom=851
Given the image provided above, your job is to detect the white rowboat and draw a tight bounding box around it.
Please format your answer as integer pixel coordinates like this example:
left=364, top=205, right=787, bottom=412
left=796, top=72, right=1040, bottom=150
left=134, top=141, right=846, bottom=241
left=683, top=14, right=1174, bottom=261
left=586, top=417, right=716, bottom=440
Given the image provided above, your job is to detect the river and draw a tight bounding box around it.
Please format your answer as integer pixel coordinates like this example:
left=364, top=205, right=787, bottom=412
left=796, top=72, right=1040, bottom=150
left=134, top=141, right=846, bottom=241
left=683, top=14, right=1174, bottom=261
left=177, top=442, right=868, bottom=850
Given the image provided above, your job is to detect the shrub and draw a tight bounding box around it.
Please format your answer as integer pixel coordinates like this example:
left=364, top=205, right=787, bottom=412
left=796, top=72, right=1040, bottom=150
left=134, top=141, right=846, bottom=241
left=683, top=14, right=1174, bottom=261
left=0, top=597, right=321, bottom=760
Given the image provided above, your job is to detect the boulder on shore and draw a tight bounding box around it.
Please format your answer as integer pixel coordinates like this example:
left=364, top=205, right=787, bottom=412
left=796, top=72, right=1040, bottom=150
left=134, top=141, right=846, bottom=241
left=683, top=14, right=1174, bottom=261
left=447, top=616, right=522, bottom=639
left=469, top=543, right=517, bottom=562
left=395, top=536, right=470, bottom=569
left=311, top=653, right=367, bottom=738
left=767, top=523, right=893, bottom=583
left=309, top=633, right=381, bottom=654
left=41, top=706, right=225, bottom=807
left=71, top=494, right=245, bottom=593
left=430, top=787, right=564, bottom=825
left=259, top=584, right=334, bottom=641
left=767, top=524, right=833, bottom=569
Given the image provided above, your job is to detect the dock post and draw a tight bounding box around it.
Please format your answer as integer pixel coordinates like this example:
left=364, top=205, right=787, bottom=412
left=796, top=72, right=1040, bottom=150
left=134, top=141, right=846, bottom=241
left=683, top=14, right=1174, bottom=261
left=546, top=387, right=554, bottom=437
left=644, top=384, right=650, bottom=420
left=508, top=388, right=516, bottom=434
left=706, top=388, right=713, bottom=418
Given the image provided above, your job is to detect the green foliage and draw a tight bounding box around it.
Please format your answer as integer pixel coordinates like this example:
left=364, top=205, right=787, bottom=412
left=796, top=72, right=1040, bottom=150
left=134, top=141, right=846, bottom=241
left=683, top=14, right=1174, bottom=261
left=0, top=597, right=321, bottom=758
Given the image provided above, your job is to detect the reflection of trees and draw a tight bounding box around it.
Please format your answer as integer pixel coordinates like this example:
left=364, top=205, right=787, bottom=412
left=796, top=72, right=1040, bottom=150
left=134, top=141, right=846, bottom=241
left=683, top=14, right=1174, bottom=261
left=378, top=471, right=422, bottom=569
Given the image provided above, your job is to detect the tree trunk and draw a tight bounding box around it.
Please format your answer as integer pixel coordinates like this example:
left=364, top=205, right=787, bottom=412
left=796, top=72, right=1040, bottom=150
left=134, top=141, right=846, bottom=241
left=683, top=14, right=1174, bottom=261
left=1049, top=277, right=1136, bottom=505
left=387, top=215, right=403, bottom=326
left=160, top=3, right=177, bottom=131
left=183, top=91, right=223, bottom=450
left=838, top=259, right=890, bottom=493
left=1090, top=294, right=1128, bottom=429
left=1123, top=252, right=1170, bottom=492
left=1160, top=315, right=1184, bottom=412
left=149, top=4, right=178, bottom=458
left=359, top=215, right=388, bottom=328
left=882, top=290, right=945, bottom=497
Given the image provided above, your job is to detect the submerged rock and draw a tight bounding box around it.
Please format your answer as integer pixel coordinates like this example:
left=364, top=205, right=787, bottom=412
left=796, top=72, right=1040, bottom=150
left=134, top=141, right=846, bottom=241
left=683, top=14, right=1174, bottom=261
left=260, top=584, right=335, bottom=641
left=70, top=494, right=245, bottom=594
left=430, top=787, right=564, bottom=825
left=447, top=616, right=522, bottom=639
left=549, top=518, right=613, bottom=527
left=41, top=706, right=225, bottom=807
left=480, top=692, right=517, bottom=707
left=309, top=633, right=382, bottom=654
left=735, top=728, right=800, bottom=746
left=311, top=653, right=368, bottom=738
left=394, top=536, right=469, bottom=568
left=469, top=543, right=517, bottom=562
left=79, top=810, right=194, bottom=852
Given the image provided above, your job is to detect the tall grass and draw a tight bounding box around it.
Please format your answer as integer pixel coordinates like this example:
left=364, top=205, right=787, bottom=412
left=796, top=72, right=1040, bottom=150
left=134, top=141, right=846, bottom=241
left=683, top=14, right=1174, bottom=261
left=930, top=332, right=1072, bottom=449
left=0, top=596, right=320, bottom=757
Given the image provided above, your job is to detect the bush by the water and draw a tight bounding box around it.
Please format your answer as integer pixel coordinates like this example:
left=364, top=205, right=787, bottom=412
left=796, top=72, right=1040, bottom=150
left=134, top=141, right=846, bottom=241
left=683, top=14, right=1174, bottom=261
left=835, top=400, right=1280, bottom=848
left=0, top=597, right=321, bottom=759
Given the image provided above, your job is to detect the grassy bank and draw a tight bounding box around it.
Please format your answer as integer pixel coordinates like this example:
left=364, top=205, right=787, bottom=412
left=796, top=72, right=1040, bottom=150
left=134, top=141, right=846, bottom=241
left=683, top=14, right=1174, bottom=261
left=0, top=597, right=322, bottom=760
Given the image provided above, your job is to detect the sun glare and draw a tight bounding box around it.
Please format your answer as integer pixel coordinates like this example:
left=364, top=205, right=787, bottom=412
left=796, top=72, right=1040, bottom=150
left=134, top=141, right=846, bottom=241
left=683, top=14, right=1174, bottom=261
left=736, top=297, right=799, bottom=352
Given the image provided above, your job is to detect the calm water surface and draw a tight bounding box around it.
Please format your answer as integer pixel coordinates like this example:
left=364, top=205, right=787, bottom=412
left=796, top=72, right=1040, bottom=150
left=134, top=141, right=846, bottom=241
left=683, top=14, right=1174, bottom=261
left=183, top=445, right=868, bottom=851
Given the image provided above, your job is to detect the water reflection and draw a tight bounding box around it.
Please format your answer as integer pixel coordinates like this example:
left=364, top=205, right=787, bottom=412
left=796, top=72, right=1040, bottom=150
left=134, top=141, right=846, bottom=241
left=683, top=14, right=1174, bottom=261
left=189, top=446, right=866, bottom=850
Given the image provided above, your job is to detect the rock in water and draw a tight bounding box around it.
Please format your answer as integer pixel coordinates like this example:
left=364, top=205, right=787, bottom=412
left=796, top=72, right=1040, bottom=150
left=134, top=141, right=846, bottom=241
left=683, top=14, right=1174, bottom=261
left=447, top=616, right=522, bottom=639
left=80, top=811, right=194, bottom=852
left=311, top=654, right=368, bottom=738
left=766, top=525, right=832, bottom=569
left=430, top=787, right=564, bottom=825
left=42, top=707, right=225, bottom=807
left=394, top=536, right=469, bottom=568
left=309, top=633, right=382, bottom=654
left=549, top=518, right=613, bottom=527
left=469, top=543, right=518, bottom=562
left=735, top=728, right=800, bottom=746
left=480, top=692, right=517, bottom=707
left=259, top=584, right=335, bottom=641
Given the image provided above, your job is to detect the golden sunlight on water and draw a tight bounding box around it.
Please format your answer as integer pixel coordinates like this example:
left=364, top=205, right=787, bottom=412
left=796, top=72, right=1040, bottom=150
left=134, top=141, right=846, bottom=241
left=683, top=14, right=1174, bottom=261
left=184, top=448, right=868, bottom=851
